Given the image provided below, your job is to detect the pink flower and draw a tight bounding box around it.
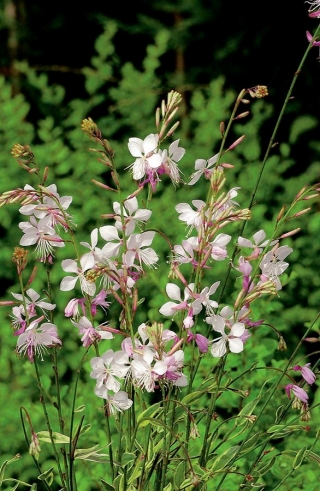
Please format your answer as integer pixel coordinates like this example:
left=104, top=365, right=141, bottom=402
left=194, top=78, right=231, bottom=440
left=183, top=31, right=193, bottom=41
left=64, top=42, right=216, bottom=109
left=19, top=215, right=64, bottom=262
left=293, top=363, right=316, bottom=385
left=127, top=134, right=162, bottom=180
left=285, top=384, right=309, bottom=403
left=16, top=317, right=61, bottom=362
left=71, top=316, right=113, bottom=348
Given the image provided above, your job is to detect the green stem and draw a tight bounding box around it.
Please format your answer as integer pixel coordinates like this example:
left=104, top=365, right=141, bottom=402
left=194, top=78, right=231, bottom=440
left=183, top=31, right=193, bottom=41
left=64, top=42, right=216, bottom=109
left=33, top=357, right=66, bottom=488
left=218, top=23, right=320, bottom=303
left=214, top=310, right=320, bottom=491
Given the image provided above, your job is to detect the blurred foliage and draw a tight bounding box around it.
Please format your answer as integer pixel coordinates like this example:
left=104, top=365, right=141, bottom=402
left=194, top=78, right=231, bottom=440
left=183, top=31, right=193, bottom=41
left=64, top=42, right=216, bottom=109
left=0, top=10, right=319, bottom=491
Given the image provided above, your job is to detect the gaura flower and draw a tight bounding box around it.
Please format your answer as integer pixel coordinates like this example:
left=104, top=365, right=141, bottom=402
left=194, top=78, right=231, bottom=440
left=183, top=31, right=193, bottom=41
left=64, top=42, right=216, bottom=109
left=293, top=363, right=316, bottom=385
left=127, top=134, right=162, bottom=180
left=16, top=317, right=61, bottom=362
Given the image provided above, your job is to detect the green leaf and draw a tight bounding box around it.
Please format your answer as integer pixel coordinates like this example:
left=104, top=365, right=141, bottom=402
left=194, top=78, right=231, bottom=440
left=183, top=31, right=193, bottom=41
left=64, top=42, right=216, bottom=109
left=74, top=405, right=86, bottom=412
left=100, top=480, right=115, bottom=491
left=255, top=456, right=276, bottom=476
left=37, top=431, right=70, bottom=444
left=174, top=460, right=186, bottom=489
left=181, top=391, right=205, bottom=405
left=74, top=444, right=110, bottom=463
left=235, top=398, right=259, bottom=426
left=136, top=403, right=162, bottom=428
left=0, top=454, right=21, bottom=483
left=293, top=446, right=308, bottom=469
left=239, top=432, right=261, bottom=454
left=38, top=467, right=54, bottom=486
left=121, top=452, right=135, bottom=469
left=267, top=424, right=303, bottom=438
left=210, top=446, right=240, bottom=472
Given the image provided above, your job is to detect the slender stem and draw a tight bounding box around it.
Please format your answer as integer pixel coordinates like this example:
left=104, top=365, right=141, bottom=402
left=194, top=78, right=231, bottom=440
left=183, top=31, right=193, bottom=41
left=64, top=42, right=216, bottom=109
left=218, top=23, right=320, bottom=302
left=33, top=357, right=66, bottom=487
left=215, top=310, right=320, bottom=491
left=68, top=347, right=91, bottom=491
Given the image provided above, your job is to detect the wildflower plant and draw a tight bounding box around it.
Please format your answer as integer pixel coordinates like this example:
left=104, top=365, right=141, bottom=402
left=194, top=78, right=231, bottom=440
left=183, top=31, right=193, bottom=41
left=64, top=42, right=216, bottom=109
left=1, top=8, right=320, bottom=491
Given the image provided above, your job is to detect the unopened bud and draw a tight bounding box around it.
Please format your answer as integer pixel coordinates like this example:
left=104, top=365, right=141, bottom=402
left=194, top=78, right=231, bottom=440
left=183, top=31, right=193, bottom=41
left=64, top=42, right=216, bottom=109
left=278, top=336, right=287, bottom=351
left=278, top=228, right=300, bottom=239
left=91, top=179, right=117, bottom=193
left=166, top=121, right=180, bottom=138
left=234, top=111, right=250, bottom=120
left=303, top=337, right=319, bottom=343
left=228, top=135, right=245, bottom=150
left=303, top=193, right=319, bottom=200
left=293, top=208, right=311, bottom=217
left=276, top=205, right=287, bottom=222
left=220, top=121, right=225, bottom=136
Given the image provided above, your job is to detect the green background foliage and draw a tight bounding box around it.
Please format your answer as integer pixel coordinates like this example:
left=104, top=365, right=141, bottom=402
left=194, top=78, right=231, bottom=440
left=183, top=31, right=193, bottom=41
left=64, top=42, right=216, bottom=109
left=0, top=2, right=319, bottom=489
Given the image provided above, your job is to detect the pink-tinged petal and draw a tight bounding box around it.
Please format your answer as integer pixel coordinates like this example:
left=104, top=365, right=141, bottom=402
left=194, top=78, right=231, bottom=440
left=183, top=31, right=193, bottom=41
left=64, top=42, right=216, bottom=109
left=228, top=337, right=244, bottom=353
left=61, top=259, right=78, bottom=273
left=148, top=153, right=162, bottom=169
left=165, top=283, right=182, bottom=302
left=128, top=138, right=144, bottom=157
left=211, top=338, right=226, bottom=357
left=60, top=276, right=78, bottom=291
left=124, top=197, right=138, bottom=214
left=100, top=225, right=120, bottom=242
left=143, top=134, right=158, bottom=154
left=195, top=334, right=209, bottom=352
left=230, top=322, right=245, bottom=337
left=20, top=235, right=38, bottom=246
left=159, top=301, right=179, bottom=317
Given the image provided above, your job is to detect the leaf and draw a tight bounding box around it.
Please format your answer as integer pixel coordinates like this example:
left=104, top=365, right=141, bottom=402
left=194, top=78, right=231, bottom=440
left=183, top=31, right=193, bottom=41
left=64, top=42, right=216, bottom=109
left=174, top=460, right=186, bottom=489
left=121, top=452, right=135, bottom=469
left=136, top=403, right=162, bottom=428
left=255, top=456, right=276, bottom=476
left=267, top=424, right=303, bottom=438
left=38, top=467, right=54, bottom=486
left=210, top=446, right=240, bottom=472
left=0, top=454, right=21, bottom=483
left=181, top=391, right=205, bottom=405
left=74, top=405, right=86, bottom=412
left=74, top=444, right=110, bottom=463
left=235, top=398, right=259, bottom=426
left=292, top=446, right=308, bottom=469
left=239, top=432, right=261, bottom=454
left=37, top=431, right=70, bottom=444
left=100, top=480, right=115, bottom=491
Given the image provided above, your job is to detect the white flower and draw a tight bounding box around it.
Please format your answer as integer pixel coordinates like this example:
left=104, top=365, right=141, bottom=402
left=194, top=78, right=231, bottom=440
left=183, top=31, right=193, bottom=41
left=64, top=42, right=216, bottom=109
left=60, top=256, right=96, bottom=296
left=260, top=245, right=293, bottom=277
left=16, top=317, right=61, bottom=362
left=90, top=349, right=130, bottom=391
left=113, top=197, right=152, bottom=235
left=80, top=228, right=104, bottom=265
left=124, top=231, right=159, bottom=269
left=188, top=154, right=218, bottom=185
left=175, top=200, right=206, bottom=229
left=210, top=233, right=232, bottom=260
left=19, top=215, right=64, bottom=261
left=127, top=134, right=162, bottom=180
left=238, top=230, right=278, bottom=252
left=159, top=283, right=195, bottom=317
left=94, top=387, right=133, bottom=414
left=12, top=288, right=56, bottom=318
left=206, top=314, right=245, bottom=357
left=159, top=139, right=185, bottom=184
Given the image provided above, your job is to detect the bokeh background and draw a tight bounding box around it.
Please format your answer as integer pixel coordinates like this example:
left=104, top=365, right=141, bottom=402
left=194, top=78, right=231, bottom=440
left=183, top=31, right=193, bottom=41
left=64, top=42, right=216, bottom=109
left=0, top=1, right=319, bottom=489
